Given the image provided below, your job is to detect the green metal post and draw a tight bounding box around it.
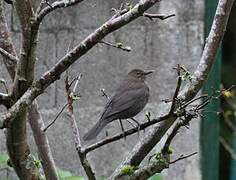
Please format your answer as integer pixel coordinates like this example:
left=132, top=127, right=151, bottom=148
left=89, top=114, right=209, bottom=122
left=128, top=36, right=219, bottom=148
left=201, top=0, right=221, bottom=180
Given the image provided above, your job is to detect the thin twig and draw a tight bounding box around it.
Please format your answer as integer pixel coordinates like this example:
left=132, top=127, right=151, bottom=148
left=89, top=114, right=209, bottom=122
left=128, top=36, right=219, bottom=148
left=100, top=88, right=109, bottom=99
left=181, top=94, right=209, bottom=108
left=169, top=64, right=182, bottom=113
left=82, top=114, right=173, bottom=154
left=99, top=40, right=131, bottom=52
left=170, top=152, right=198, bottom=164
left=0, top=47, right=18, bottom=64
left=143, top=13, right=175, bottom=21
left=43, top=103, right=68, bottom=132
left=28, top=102, right=59, bottom=180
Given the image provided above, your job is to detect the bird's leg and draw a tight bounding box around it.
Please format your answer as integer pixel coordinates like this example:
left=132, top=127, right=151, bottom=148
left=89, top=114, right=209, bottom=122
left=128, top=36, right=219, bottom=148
left=126, top=119, right=136, bottom=128
left=119, top=119, right=126, bottom=140
left=130, top=118, right=142, bottom=135
left=105, top=130, right=109, bottom=137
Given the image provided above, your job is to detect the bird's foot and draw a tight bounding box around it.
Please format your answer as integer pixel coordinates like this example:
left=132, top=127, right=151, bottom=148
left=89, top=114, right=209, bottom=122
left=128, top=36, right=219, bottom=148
left=119, top=119, right=126, bottom=140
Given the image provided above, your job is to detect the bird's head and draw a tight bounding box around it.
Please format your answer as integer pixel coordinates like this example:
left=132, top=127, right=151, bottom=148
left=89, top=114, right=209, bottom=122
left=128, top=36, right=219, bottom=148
left=128, top=69, right=153, bottom=81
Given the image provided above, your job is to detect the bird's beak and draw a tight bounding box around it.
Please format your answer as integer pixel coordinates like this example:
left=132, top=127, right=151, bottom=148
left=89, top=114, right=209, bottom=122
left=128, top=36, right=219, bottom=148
left=144, top=70, right=154, bottom=76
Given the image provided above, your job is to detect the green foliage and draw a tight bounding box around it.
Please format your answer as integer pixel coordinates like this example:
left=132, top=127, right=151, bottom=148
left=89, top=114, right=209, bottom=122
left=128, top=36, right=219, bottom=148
left=57, top=168, right=85, bottom=180
left=70, top=93, right=81, bottom=100
left=179, top=65, right=192, bottom=82
left=121, top=165, right=138, bottom=175
left=167, top=147, right=174, bottom=154
left=0, top=154, right=9, bottom=166
left=155, top=153, right=165, bottom=163
left=145, top=111, right=151, bottom=121
left=148, top=173, right=163, bottom=180
left=126, top=3, right=133, bottom=11
left=116, top=42, right=123, bottom=48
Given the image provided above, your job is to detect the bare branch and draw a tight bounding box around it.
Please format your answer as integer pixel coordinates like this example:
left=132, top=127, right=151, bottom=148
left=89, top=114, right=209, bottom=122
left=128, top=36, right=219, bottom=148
left=28, top=102, right=59, bottom=180
left=36, top=0, right=84, bottom=24
left=65, top=76, right=96, bottom=180
left=99, top=40, right=131, bottom=52
left=43, top=103, right=68, bottom=132
left=83, top=114, right=173, bottom=154
left=0, top=47, right=18, bottom=66
left=179, top=0, right=234, bottom=102
left=143, top=13, right=175, bottom=21
left=0, top=0, right=17, bottom=79
left=169, top=64, right=182, bottom=114
left=169, top=152, right=198, bottom=164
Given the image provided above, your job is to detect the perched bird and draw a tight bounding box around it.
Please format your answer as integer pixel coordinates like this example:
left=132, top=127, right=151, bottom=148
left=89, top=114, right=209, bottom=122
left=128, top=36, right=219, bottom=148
left=83, top=69, right=152, bottom=141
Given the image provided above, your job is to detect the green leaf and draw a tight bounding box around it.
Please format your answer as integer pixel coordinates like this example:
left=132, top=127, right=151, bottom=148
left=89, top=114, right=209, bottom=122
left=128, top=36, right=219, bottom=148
left=121, top=165, right=138, bottom=175
left=148, top=173, right=163, bottom=180
left=0, top=154, right=9, bottom=166
left=58, top=169, right=73, bottom=179
left=116, top=43, right=123, bottom=48
left=66, top=176, right=85, bottom=180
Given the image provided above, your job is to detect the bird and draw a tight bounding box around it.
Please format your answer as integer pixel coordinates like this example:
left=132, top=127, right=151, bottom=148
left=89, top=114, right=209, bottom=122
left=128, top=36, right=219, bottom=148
left=83, top=69, right=153, bottom=141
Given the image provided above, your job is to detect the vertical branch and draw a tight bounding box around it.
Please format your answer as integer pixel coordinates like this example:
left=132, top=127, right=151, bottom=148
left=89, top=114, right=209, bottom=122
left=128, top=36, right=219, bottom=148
left=28, top=102, right=59, bottom=180
left=65, top=76, right=96, bottom=180
left=0, top=0, right=17, bottom=80
left=6, top=0, right=42, bottom=179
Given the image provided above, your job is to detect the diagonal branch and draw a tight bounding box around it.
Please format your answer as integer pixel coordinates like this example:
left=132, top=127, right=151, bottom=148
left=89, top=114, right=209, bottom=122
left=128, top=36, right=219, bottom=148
left=0, top=0, right=17, bottom=80
left=0, top=47, right=18, bottom=63
left=82, top=114, right=173, bottom=154
left=110, top=0, right=235, bottom=178
left=36, top=0, right=85, bottom=24
left=143, top=13, right=175, bottom=21
left=28, top=102, right=59, bottom=180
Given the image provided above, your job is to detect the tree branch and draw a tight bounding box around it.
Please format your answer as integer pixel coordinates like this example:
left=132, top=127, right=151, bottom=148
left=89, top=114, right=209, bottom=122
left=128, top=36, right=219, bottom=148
left=82, top=114, right=173, bottom=154
left=110, top=0, right=234, bottom=178
left=0, top=47, right=18, bottom=64
left=65, top=76, right=96, bottom=180
left=28, top=102, right=59, bottom=180
left=36, top=0, right=85, bottom=24
left=143, top=13, right=175, bottom=21
left=0, top=0, right=17, bottom=80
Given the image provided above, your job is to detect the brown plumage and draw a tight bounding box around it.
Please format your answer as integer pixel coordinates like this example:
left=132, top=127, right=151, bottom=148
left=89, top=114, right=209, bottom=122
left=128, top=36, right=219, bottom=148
left=83, top=69, right=152, bottom=141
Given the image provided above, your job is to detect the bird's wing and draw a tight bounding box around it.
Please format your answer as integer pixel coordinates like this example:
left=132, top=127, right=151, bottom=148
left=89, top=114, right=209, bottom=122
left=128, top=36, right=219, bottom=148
left=102, top=85, right=148, bottom=119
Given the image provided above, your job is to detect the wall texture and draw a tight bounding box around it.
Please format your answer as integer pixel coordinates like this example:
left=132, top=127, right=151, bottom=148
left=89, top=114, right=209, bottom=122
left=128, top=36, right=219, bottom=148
left=0, top=0, right=204, bottom=179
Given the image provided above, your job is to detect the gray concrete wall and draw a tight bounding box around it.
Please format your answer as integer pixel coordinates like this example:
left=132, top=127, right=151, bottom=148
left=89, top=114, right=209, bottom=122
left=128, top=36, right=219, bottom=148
left=0, top=0, right=204, bottom=179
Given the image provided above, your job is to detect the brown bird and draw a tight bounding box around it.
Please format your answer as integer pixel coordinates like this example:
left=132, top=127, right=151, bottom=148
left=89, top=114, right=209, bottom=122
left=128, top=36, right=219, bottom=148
left=83, top=69, right=152, bottom=141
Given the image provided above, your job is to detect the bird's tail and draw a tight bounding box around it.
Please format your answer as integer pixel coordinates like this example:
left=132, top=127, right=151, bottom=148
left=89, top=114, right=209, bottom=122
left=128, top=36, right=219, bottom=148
left=83, top=119, right=108, bottom=141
